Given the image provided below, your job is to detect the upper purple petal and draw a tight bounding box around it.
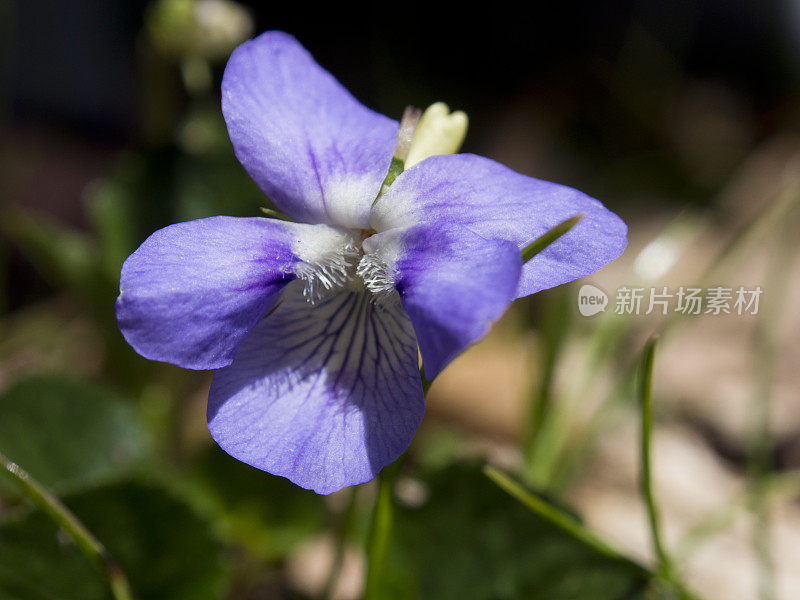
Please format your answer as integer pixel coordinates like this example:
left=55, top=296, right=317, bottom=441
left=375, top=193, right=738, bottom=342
left=222, top=31, right=398, bottom=229
left=363, top=223, right=522, bottom=379
left=207, top=285, right=424, bottom=494
left=117, top=217, right=320, bottom=370
left=371, top=153, right=628, bottom=298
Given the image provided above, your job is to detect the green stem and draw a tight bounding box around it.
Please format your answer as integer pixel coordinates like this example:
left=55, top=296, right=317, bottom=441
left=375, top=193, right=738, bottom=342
left=376, top=157, right=405, bottom=200
left=420, top=368, right=433, bottom=395
left=1, top=451, right=135, bottom=600
left=638, top=337, right=673, bottom=582
left=363, top=365, right=428, bottom=598
left=363, top=455, right=404, bottom=599
left=745, top=203, right=797, bottom=600
left=526, top=311, right=629, bottom=490
left=537, top=173, right=800, bottom=494
left=524, top=292, right=570, bottom=482
left=322, top=487, right=356, bottom=600
left=696, top=170, right=800, bottom=289
left=674, top=470, right=800, bottom=564
left=749, top=330, right=777, bottom=600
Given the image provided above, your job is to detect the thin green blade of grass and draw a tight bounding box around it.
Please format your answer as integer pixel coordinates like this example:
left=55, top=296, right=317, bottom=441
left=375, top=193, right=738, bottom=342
left=638, top=336, right=672, bottom=581
left=521, top=213, right=585, bottom=264
left=1, top=450, right=135, bottom=600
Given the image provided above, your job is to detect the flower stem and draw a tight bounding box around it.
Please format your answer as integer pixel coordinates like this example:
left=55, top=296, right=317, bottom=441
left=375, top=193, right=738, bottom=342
left=363, top=455, right=404, bottom=599
left=363, top=366, right=430, bottom=599
left=637, top=337, right=673, bottom=582
left=746, top=202, right=798, bottom=600
left=362, top=370, right=428, bottom=597
left=322, top=487, right=356, bottom=600
left=420, top=368, right=433, bottom=395
left=0, top=450, right=136, bottom=600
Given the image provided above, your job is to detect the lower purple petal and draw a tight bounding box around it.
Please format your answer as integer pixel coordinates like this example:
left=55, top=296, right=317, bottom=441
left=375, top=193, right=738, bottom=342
left=206, top=284, right=424, bottom=494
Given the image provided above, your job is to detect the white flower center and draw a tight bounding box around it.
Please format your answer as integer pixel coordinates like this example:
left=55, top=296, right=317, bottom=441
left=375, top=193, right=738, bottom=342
left=293, top=227, right=398, bottom=305
left=356, top=252, right=397, bottom=302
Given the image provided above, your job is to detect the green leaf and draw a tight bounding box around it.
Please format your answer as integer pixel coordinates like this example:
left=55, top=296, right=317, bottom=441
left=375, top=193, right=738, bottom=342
left=185, top=445, right=325, bottom=560
left=393, top=463, right=651, bottom=600
left=0, top=481, right=229, bottom=600
left=0, top=375, right=149, bottom=496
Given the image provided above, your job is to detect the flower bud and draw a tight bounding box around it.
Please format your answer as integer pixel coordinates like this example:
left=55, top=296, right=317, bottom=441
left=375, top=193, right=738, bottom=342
left=404, top=102, right=468, bottom=168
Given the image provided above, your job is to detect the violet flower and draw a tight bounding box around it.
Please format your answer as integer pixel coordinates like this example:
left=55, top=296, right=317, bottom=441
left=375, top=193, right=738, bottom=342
left=115, top=31, right=627, bottom=494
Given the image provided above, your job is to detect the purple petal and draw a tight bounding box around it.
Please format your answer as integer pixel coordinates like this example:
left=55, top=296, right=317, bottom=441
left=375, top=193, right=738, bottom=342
left=371, top=153, right=628, bottom=298
left=207, top=285, right=424, bottom=494
left=362, top=224, right=522, bottom=379
left=116, top=217, right=336, bottom=370
left=222, top=31, right=397, bottom=229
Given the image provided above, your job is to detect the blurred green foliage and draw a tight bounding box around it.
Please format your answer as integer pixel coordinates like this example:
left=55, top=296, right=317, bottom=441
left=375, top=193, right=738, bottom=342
left=0, top=482, right=229, bottom=600
left=393, top=464, right=651, bottom=600
left=0, top=368, right=689, bottom=599
left=0, top=375, right=149, bottom=496
left=186, top=445, right=327, bottom=561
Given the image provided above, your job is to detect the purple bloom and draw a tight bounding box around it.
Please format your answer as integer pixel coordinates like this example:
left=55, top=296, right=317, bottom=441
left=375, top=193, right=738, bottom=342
left=115, top=31, right=627, bottom=494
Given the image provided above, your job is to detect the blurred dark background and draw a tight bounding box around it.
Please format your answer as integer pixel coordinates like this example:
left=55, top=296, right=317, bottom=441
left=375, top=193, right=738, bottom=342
left=5, top=0, right=800, bottom=311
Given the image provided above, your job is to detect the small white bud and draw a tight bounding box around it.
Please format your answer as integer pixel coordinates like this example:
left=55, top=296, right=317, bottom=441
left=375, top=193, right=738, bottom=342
left=404, top=102, right=468, bottom=168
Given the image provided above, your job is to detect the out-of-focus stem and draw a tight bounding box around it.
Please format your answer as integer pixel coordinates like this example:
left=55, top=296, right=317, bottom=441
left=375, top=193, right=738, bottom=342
left=0, top=451, right=135, bottom=600
left=746, top=194, right=798, bottom=600
left=548, top=165, right=800, bottom=493
left=363, top=456, right=404, bottom=599
left=675, top=470, right=800, bottom=564
left=322, top=487, right=356, bottom=600
left=638, top=337, right=673, bottom=581
left=524, top=291, right=570, bottom=483
left=362, top=367, right=430, bottom=598
left=750, top=326, right=777, bottom=600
